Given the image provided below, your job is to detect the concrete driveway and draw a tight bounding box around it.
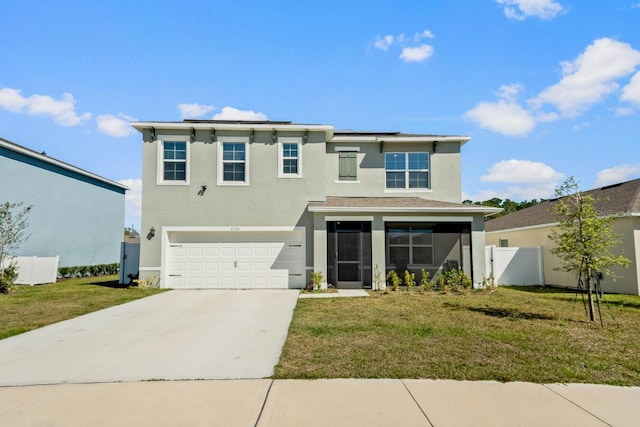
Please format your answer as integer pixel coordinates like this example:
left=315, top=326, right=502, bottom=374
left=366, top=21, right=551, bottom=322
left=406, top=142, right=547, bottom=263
left=0, top=289, right=299, bottom=386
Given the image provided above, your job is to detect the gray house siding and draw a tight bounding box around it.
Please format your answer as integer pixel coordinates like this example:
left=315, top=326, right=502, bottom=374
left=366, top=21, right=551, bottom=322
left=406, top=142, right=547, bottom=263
left=0, top=140, right=126, bottom=267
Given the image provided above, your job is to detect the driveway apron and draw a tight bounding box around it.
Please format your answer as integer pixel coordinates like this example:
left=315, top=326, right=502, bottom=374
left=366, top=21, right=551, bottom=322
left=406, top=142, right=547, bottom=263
left=0, top=289, right=299, bottom=386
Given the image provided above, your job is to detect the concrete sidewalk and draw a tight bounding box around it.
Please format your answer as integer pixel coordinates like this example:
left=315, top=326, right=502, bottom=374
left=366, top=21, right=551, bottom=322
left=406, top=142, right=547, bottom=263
left=1, top=379, right=638, bottom=426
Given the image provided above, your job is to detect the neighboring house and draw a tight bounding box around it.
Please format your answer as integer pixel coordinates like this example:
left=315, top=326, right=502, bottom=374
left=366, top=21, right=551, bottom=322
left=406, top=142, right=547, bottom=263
left=0, top=137, right=127, bottom=267
left=486, top=178, right=640, bottom=295
left=131, top=120, right=499, bottom=289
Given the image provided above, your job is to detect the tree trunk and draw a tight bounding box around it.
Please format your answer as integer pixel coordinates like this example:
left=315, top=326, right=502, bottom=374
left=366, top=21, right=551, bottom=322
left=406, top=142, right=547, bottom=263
left=586, top=268, right=596, bottom=322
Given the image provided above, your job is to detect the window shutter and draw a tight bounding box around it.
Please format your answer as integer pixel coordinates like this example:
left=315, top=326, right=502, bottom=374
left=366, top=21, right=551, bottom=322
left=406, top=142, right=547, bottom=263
left=339, top=152, right=357, bottom=181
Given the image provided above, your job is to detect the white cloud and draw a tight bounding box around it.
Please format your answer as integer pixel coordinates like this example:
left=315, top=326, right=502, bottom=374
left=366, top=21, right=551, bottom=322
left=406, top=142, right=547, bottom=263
left=498, top=83, right=524, bottom=102
left=374, top=35, right=394, bottom=51
left=414, top=30, right=434, bottom=41
left=96, top=113, right=136, bottom=137
left=482, top=159, right=565, bottom=184
left=0, top=87, right=91, bottom=126
left=0, top=87, right=27, bottom=112
left=465, top=90, right=536, bottom=137
left=212, top=106, right=268, bottom=121
left=535, top=111, right=560, bottom=122
left=463, top=184, right=558, bottom=202
left=373, top=30, right=435, bottom=63
left=465, top=83, right=537, bottom=136
left=177, top=103, right=215, bottom=119
left=465, top=159, right=565, bottom=202
left=595, top=164, right=640, bottom=187
left=400, top=44, right=434, bottom=62
left=496, top=0, right=565, bottom=20
left=614, top=107, right=635, bottom=117
left=531, top=38, right=640, bottom=117
left=118, top=178, right=142, bottom=230
left=621, top=71, right=640, bottom=104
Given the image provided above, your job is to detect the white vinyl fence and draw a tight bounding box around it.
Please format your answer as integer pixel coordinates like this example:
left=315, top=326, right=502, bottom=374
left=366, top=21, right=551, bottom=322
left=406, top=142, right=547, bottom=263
left=5, top=256, right=60, bottom=286
left=485, top=246, right=544, bottom=286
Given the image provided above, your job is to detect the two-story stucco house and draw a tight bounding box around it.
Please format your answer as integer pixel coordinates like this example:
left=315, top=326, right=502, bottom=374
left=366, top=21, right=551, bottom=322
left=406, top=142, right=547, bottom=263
left=132, top=120, right=498, bottom=289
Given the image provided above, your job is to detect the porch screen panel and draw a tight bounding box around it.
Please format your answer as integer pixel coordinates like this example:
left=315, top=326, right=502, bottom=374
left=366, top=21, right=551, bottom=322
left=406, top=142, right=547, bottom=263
left=327, top=222, right=336, bottom=286
left=361, top=222, right=372, bottom=288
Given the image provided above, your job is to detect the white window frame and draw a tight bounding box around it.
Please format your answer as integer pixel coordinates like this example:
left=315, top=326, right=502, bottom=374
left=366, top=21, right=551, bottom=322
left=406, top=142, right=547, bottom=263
left=157, top=135, right=190, bottom=185
left=278, top=137, right=302, bottom=178
left=384, top=152, right=430, bottom=191
left=217, top=136, right=250, bottom=186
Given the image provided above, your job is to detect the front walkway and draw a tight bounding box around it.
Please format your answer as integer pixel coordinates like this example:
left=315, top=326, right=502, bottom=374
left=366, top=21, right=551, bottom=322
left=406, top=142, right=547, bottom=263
left=299, top=289, right=370, bottom=299
left=1, top=379, right=638, bottom=426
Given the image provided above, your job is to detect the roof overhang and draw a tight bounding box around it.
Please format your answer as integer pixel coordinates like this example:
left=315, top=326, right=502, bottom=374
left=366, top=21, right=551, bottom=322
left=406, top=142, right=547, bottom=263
left=308, top=205, right=501, bottom=216
left=330, top=135, right=471, bottom=145
left=131, top=121, right=335, bottom=137
left=0, top=138, right=128, bottom=191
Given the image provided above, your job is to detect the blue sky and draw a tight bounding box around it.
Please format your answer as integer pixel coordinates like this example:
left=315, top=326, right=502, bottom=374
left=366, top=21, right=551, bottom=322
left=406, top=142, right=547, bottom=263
left=2, top=0, right=640, bottom=230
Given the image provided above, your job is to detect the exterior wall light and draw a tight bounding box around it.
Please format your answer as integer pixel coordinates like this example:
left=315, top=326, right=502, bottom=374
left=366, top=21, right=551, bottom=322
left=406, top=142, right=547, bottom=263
left=147, top=227, right=156, bottom=240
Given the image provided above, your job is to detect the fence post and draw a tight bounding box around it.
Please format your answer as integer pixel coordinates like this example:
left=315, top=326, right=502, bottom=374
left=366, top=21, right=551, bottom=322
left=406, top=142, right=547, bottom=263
left=537, top=246, right=544, bottom=286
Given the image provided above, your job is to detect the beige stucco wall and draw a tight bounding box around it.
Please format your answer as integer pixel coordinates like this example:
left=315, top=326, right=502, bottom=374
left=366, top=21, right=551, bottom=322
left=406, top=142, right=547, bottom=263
left=325, top=141, right=462, bottom=203
left=139, top=128, right=327, bottom=279
left=486, top=217, right=639, bottom=295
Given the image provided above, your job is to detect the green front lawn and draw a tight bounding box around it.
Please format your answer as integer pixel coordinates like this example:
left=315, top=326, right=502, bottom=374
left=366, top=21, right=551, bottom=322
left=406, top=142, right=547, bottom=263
left=0, top=275, right=167, bottom=340
left=274, top=287, right=640, bottom=385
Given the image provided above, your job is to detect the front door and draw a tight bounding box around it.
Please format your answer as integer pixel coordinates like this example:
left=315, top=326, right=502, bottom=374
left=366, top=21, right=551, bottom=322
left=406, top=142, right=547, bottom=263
left=337, top=224, right=362, bottom=287
left=327, top=221, right=372, bottom=289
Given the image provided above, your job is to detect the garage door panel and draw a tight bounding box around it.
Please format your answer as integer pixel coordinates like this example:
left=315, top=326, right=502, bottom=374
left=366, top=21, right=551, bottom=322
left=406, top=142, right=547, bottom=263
left=204, top=262, right=219, bottom=272
left=166, top=230, right=303, bottom=289
left=236, top=247, right=252, bottom=257
left=253, top=247, right=269, bottom=257
left=170, top=246, right=187, bottom=257
left=204, top=247, right=220, bottom=257
left=187, top=247, right=203, bottom=257
left=170, top=262, right=186, bottom=273
left=220, top=262, right=236, bottom=272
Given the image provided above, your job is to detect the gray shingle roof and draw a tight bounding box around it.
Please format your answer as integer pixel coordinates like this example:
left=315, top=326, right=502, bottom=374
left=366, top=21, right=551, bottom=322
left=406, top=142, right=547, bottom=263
left=485, top=178, right=640, bottom=232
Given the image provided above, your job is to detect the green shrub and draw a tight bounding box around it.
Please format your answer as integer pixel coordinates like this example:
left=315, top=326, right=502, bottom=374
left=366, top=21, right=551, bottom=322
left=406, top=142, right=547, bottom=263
left=386, top=270, right=401, bottom=291
left=437, top=268, right=472, bottom=293
left=420, top=269, right=434, bottom=291
left=404, top=270, right=416, bottom=292
left=310, top=271, right=324, bottom=290
left=58, top=263, right=119, bottom=279
left=0, top=262, right=18, bottom=294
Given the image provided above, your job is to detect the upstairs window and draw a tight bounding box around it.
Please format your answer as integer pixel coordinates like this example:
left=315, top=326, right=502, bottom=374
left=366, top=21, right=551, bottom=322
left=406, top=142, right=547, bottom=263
left=385, top=152, right=429, bottom=189
left=157, top=136, right=189, bottom=185
left=278, top=137, right=302, bottom=178
left=218, top=137, right=249, bottom=185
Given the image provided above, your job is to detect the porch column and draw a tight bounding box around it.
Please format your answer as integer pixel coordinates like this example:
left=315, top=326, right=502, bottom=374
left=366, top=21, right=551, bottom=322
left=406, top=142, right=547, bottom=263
left=471, top=215, right=488, bottom=287
left=313, top=213, right=328, bottom=285
left=371, top=216, right=386, bottom=290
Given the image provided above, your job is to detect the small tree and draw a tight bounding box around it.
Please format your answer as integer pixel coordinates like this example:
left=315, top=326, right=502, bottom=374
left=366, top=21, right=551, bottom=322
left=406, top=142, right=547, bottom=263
left=549, top=178, right=630, bottom=322
left=0, top=202, right=32, bottom=293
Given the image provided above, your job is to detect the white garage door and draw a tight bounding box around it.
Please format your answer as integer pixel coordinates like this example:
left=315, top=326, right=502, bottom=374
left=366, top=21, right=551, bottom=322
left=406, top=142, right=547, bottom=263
left=166, top=231, right=303, bottom=289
